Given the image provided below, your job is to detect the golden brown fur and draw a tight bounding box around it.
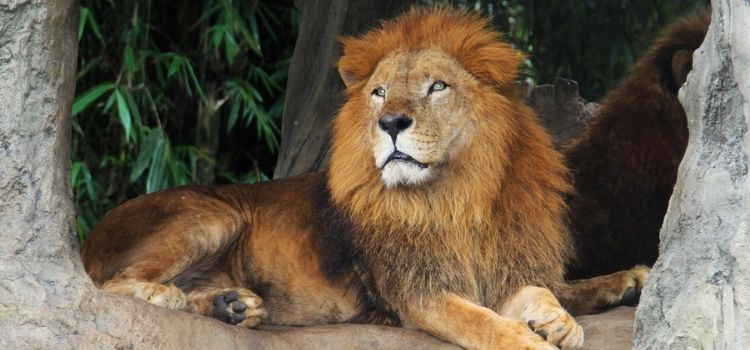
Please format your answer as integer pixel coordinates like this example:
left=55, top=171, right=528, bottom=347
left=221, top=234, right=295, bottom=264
left=82, top=8, right=646, bottom=350
left=331, top=7, right=571, bottom=310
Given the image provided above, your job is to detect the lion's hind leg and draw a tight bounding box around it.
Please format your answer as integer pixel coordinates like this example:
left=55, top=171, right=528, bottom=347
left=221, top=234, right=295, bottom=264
left=556, top=265, right=649, bottom=315
left=102, top=278, right=187, bottom=310
left=186, top=287, right=267, bottom=328
left=84, top=186, right=251, bottom=320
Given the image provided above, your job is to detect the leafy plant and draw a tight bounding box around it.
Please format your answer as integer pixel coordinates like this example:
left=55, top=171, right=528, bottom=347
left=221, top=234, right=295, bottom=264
left=73, top=0, right=297, bottom=241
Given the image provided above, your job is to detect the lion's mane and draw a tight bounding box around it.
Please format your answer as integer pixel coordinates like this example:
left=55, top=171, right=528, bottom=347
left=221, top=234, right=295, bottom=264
left=326, top=8, right=572, bottom=311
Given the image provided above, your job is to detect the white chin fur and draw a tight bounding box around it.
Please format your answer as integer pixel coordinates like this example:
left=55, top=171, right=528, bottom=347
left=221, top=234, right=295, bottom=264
left=380, top=161, right=434, bottom=187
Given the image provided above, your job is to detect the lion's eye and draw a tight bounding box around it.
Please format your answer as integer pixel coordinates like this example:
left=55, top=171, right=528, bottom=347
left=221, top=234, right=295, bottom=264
left=372, top=87, right=386, bottom=97
left=429, top=80, right=448, bottom=94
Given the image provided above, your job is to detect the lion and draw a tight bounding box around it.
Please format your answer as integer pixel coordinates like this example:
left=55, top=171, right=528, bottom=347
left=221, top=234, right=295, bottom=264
left=82, top=8, right=646, bottom=350
left=564, top=9, right=711, bottom=279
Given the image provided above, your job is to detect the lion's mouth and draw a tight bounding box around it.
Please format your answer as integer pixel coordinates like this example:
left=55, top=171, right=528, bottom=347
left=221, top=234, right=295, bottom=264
left=381, top=151, right=428, bottom=170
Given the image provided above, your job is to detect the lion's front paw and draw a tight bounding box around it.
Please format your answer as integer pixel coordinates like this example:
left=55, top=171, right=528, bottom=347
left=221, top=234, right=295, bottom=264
left=502, top=286, right=584, bottom=349
left=501, top=319, right=561, bottom=350
left=212, top=289, right=267, bottom=328
left=524, top=303, right=583, bottom=350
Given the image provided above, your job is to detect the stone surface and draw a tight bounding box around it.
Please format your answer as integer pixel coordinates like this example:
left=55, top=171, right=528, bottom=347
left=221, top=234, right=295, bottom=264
left=634, top=1, right=750, bottom=348
left=577, top=307, right=635, bottom=350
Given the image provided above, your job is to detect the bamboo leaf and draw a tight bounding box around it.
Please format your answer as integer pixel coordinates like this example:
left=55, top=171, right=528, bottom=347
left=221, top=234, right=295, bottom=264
left=81, top=163, right=98, bottom=203
left=71, top=162, right=83, bottom=188
left=78, top=7, right=89, bottom=40
left=124, top=46, right=137, bottom=74
left=167, top=55, right=183, bottom=78
left=167, top=148, right=189, bottom=186
left=183, top=60, right=206, bottom=102
left=115, top=88, right=133, bottom=142
left=209, top=26, right=224, bottom=48
left=146, top=133, right=167, bottom=193
left=130, top=128, right=160, bottom=182
left=72, top=83, right=115, bottom=115
left=103, top=91, right=116, bottom=113
left=87, top=8, right=104, bottom=42
left=121, top=87, right=142, bottom=129
left=71, top=117, right=84, bottom=136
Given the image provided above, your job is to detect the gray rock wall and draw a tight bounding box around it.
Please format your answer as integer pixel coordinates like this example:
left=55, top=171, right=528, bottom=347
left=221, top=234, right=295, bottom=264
left=634, top=1, right=750, bottom=348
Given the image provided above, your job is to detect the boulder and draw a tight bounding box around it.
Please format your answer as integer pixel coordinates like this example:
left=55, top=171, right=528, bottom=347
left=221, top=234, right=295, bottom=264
left=634, top=1, right=750, bottom=348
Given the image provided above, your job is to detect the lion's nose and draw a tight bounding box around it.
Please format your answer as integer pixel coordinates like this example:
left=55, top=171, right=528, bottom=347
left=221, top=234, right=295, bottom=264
left=378, top=114, right=413, bottom=141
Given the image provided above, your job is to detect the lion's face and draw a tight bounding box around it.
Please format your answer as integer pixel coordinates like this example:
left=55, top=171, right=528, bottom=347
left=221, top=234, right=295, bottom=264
left=332, top=8, right=525, bottom=203
left=360, top=48, right=477, bottom=187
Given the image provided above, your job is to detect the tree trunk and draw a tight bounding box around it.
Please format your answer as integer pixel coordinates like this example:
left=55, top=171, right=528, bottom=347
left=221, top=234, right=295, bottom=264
left=274, top=0, right=417, bottom=178
left=634, top=1, right=750, bottom=348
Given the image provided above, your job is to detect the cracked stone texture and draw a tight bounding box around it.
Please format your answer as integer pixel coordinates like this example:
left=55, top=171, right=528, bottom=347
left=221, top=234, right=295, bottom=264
left=633, top=1, right=750, bottom=349
left=0, top=1, right=635, bottom=349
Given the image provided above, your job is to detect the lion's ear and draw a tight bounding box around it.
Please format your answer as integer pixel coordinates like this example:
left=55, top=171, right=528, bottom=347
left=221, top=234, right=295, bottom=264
left=462, top=44, right=524, bottom=87
left=338, top=63, right=362, bottom=88
left=337, top=37, right=381, bottom=88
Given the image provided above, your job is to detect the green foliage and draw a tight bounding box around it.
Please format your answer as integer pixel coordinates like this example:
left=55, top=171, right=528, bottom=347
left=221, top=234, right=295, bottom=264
left=73, top=0, right=297, bottom=241
left=440, top=0, right=706, bottom=99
